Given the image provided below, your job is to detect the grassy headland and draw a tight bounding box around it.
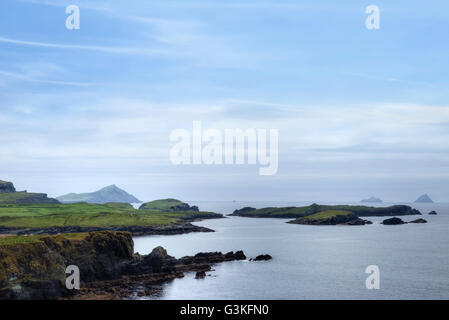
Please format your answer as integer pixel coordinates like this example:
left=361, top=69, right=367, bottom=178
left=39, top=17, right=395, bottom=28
left=0, top=200, right=222, bottom=231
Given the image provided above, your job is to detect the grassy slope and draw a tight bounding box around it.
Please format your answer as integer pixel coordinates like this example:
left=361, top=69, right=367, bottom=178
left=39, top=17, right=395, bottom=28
left=0, top=232, right=89, bottom=246
left=139, top=199, right=184, bottom=211
left=0, top=202, right=219, bottom=229
left=298, top=210, right=351, bottom=220
left=0, top=192, right=48, bottom=203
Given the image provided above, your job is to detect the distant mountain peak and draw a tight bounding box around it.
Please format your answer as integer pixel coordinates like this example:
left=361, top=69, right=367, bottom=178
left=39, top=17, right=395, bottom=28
left=414, top=194, right=434, bottom=203
left=361, top=196, right=383, bottom=203
left=57, top=185, right=141, bottom=204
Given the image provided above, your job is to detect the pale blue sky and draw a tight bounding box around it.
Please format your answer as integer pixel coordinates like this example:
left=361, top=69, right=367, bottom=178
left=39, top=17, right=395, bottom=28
left=1, top=0, right=449, bottom=202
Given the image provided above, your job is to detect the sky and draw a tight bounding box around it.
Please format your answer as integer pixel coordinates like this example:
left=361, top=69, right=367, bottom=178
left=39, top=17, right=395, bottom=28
left=1, top=0, right=449, bottom=202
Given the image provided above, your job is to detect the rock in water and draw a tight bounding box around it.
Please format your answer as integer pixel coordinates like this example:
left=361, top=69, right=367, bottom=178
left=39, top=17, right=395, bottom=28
left=250, top=254, right=273, bottom=261
left=195, top=271, right=206, bottom=279
left=414, top=194, right=434, bottom=203
left=409, top=218, right=428, bottom=224
left=428, top=211, right=437, bottom=215
left=382, top=217, right=406, bottom=225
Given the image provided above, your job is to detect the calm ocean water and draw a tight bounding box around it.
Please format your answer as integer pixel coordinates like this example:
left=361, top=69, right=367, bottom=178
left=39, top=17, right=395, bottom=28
left=133, top=201, right=449, bottom=300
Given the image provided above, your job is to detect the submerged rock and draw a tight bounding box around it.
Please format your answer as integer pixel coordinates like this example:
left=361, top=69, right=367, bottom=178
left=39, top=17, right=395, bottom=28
left=382, top=217, right=406, bottom=225
left=195, top=271, right=206, bottom=279
left=428, top=211, right=437, bottom=215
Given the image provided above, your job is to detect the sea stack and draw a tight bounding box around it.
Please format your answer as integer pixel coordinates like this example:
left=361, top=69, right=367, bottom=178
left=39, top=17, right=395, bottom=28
left=414, top=194, right=434, bottom=203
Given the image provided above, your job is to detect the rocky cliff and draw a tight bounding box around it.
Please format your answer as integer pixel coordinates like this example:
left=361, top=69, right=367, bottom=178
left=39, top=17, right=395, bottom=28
left=0, top=181, right=15, bottom=193
left=0, top=232, right=133, bottom=299
left=0, top=231, right=250, bottom=300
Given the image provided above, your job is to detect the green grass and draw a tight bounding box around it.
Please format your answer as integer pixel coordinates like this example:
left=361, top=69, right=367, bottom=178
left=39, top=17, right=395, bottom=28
left=299, top=210, right=351, bottom=220
left=0, top=202, right=220, bottom=229
left=0, top=192, right=45, bottom=203
left=139, top=198, right=185, bottom=211
left=0, top=235, right=43, bottom=245
left=232, top=203, right=418, bottom=218
left=231, top=206, right=311, bottom=218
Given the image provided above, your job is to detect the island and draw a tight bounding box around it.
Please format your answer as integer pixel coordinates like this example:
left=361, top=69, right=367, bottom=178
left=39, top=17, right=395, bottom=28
left=414, top=194, right=434, bottom=203
left=57, top=185, right=141, bottom=204
left=360, top=196, right=383, bottom=203
left=230, top=203, right=421, bottom=220
left=287, top=210, right=372, bottom=226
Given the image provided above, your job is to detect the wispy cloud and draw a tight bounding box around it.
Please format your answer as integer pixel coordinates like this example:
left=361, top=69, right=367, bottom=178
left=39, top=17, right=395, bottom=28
left=0, top=70, right=97, bottom=86
left=0, top=36, right=172, bottom=56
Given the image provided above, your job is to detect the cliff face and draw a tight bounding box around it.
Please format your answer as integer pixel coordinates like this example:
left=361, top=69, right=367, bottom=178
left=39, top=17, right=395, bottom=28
left=0, top=232, right=134, bottom=299
left=0, top=231, right=249, bottom=300
left=0, top=181, right=16, bottom=193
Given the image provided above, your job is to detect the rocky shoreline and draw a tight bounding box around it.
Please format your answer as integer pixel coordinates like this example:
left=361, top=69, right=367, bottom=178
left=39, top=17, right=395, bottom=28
left=0, top=231, right=259, bottom=300
left=0, top=223, right=214, bottom=237
left=71, top=247, right=248, bottom=300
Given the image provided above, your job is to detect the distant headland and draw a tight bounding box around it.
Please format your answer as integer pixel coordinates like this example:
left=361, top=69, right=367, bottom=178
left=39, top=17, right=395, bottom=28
left=57, top=185, right=141, bottom=204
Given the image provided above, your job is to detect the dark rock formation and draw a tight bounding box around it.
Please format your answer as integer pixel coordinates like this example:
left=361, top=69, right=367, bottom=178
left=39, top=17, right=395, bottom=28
left=0, top=180, right=15, bottom=193
left=428, top=211, right=437, bottom=215
left=195, top=271, right=206, bottom=279
left=0, top=231, right=253, bottom=300
left=409, top=218, right=428, bottom=224
left=250, top=254, right=272, bottom=261
left=0, top=231, right=134, bottom=300
left=382, top=217, right=406, bottom=225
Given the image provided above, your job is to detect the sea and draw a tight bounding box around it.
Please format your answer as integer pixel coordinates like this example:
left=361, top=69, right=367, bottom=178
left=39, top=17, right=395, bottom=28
left=133, top=201, right=449, bottom=300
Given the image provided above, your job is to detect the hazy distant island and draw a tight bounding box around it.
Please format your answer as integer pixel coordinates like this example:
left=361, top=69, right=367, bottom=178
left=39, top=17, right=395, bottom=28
left=231, top=203, right=421, bottom=225
left=360, top=196, right=383, bottom=203
left=57, top=185, right=141, bottom=204
left=0, top=180, right=59, bottom=204
left=414, top=194, right=434, bottom=203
